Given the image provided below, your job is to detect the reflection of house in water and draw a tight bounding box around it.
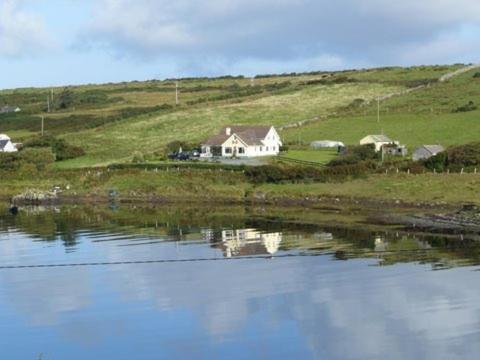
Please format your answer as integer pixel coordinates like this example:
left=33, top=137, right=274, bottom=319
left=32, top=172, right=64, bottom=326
left=206, top=229, right=283, bottom=258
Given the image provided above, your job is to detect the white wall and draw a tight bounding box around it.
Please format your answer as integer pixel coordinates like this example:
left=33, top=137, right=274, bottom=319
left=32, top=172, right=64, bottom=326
left=0, top=141, right=18, bottom=153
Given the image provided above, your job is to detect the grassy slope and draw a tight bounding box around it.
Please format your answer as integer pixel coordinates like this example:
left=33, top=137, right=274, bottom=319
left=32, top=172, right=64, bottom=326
left=284, top=68, right=480, bottom=148
left=2, top=169, right=480, bottom=206
left=60, top=82, right=401, bottom=166
left=279, top=149, right=338, bottom=164
left=258, top=173, right=480, bottom=204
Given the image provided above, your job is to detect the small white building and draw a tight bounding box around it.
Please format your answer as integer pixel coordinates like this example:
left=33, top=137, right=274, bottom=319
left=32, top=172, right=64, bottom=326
left=0, top=134, right=18, bottom=153
left=360, top=134, right=394, bottom=152
left=201, top=125, right=282, bottom=158
left=311, top=140, right=345, bottom=149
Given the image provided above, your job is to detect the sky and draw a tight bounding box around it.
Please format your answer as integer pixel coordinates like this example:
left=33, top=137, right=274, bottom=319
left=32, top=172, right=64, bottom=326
left=0, top=0, right=479, bottom=89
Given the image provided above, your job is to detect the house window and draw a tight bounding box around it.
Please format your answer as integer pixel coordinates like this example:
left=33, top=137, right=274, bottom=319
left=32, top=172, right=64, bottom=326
left=266, top=146, right=269, bottom=151
left=260, top=147, right=263, bottom=152
left=273, top=146, right=276, bottom=151
left=225, top=147, right=232, bottom=154
left=238, top=147, right=245, bottom=154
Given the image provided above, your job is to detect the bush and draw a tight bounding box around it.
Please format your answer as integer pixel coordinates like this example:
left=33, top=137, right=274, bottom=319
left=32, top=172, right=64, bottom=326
left=23, top=135, right=86, bottom=161
left=328, top=144, right=378, bottom=167
left=244, top=162, right=373, bottom=184
left=131, top=151, right=145, bottom=163
left=473, top=72, right=480, bottom=78
left=424, top=151, right=448, bottom=172
left=18, top=148, right=55, bottom=171
left=0, top=152, right=19, bottom=170
left=453, top=101, right=477, bottom=113
left=447, top=143, right=480, bottom=167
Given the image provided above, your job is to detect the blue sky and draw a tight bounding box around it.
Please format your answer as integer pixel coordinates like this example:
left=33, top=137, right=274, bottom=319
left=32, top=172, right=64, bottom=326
left=1, top=0, right=479, bottom=89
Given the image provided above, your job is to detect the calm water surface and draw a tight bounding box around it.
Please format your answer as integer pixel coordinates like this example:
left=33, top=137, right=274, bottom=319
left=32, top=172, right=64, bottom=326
left=0, top=205, right=479, bottom=360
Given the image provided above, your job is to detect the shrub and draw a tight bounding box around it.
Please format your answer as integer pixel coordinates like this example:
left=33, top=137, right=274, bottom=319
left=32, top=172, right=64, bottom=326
left=132, top=151, right=145, bottom=163
left=328, top=144, right=378, bottom=167
left=18, top=148, right=55, bottom=171
left=23, top=135, right=86, bottom=161
left=447, top=143, right=480, bottom=167
left=0, top=152, right=19, bottom=170
left=473, top=72, right=480, bottom=78
left=453, top=101, right=477, bottom=113
left=424, top=151, right=448, bottom=172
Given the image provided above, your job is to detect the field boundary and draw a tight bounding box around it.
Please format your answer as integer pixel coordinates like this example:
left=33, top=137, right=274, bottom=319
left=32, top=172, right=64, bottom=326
left=277, top=156, right=326, bottom=167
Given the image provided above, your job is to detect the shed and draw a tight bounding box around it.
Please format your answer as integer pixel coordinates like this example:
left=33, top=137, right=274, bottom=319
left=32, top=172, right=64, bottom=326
left=360, top=135, right=393, bottom=152
left=412, top=145, right=445, bottom=161
left=311, top=140, right=345, bottom=149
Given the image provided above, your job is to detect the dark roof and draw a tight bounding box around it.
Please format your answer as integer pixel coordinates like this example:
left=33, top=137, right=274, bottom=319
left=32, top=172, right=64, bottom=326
left=0, top=140, right=9, bottom=149
left=204, top=134, right=231, bottom=146
left=203, top=125, right=272, bottom=146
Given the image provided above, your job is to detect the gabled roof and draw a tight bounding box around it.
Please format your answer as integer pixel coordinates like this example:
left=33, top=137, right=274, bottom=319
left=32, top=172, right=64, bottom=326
left=203, top=134, right=231, bottom=146
left=363, top=134, right=392, bottom=143
left=417, top=145, right=445, bottom=155
left=0, top=140, right=10, bottom=150
left=203, top=125, right=274, bottom=146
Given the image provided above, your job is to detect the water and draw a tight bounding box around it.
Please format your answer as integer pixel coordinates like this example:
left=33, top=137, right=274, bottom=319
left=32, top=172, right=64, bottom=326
left=0, top=204, right=480, bottom=359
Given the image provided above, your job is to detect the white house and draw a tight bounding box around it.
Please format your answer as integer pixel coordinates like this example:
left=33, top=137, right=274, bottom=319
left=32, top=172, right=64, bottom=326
left=201, top=125, right=282, bottom=158
left=360, top=134, right=394, bottom=152
left=0, top=134, right=18, bottom=153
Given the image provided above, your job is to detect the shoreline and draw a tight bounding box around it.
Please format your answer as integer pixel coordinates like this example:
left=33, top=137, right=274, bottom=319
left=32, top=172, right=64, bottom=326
left=1, top=192, right=461, bottom=211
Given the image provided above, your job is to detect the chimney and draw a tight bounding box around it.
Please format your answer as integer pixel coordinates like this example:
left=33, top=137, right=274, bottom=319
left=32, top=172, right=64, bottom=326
left=226, top=127, right=231, bottom=136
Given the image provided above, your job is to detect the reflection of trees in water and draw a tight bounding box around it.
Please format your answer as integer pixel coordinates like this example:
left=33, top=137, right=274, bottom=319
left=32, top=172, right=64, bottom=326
left=1, top=204, right=480, bottom=268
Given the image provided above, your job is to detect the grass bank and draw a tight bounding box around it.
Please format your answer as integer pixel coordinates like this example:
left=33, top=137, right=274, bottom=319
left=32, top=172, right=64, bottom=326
left=2, top=168, right=479, bottom=208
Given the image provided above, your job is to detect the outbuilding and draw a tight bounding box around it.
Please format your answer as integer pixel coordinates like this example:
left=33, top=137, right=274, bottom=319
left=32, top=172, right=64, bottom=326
left=310, top=140, right=345, bottom=149
left=412, top=145, right=445, bottom=161
left=360, top=135, right=393, bottom=152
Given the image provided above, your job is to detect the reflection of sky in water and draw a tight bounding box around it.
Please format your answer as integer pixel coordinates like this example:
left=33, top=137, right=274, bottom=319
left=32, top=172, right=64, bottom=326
left=0, top=222, right=480, bottom=359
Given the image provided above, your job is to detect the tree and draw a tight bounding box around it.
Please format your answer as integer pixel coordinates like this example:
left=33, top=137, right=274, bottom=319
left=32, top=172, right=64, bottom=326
left=56, top=87, right=75, bottom=109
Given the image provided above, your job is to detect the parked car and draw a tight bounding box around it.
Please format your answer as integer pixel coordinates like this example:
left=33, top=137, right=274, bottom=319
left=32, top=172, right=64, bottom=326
left=168, top=152, right=191, bottom=161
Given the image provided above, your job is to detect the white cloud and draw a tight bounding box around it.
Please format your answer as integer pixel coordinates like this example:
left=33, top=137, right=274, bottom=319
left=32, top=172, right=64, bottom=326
left=84, top=0, right=480, bottom=66
left=0, top=0, right=53, bottom=57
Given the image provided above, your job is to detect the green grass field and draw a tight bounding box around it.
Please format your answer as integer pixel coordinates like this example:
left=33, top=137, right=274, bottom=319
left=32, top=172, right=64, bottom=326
left=280, top=149, right=338, bottom=164
left=283, top=69, right=480, bottom=148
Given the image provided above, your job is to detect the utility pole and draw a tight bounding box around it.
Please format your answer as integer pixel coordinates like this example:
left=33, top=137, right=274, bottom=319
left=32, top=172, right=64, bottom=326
left=41, top=116, right=44, bottom=136
left=175, top=81, right=179, bottom=105
left=47, top=96, right=50, bottom=113
left=377, top=97, right=380, bottom=124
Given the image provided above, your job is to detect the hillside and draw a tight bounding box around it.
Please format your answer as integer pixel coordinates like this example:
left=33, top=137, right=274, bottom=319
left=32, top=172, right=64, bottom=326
left=1, top=64, right=479, bottom=168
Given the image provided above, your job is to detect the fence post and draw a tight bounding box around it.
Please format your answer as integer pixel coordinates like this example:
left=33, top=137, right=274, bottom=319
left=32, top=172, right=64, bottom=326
left=407, top=169, right=410, bottom=175
left=461, top=168, right=464, bottom=175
